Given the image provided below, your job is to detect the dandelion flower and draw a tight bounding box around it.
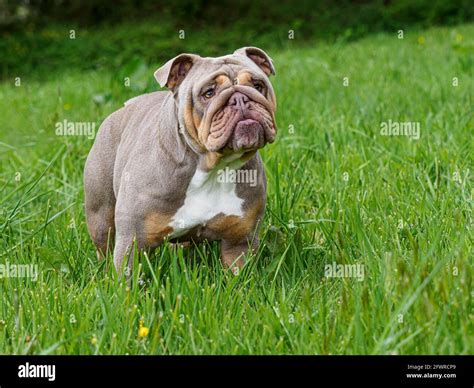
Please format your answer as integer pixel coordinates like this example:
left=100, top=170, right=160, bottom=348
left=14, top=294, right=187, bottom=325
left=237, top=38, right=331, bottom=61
left=138, top=326, right=149, bottom=338
left=138, top=317, right=150, bottom=338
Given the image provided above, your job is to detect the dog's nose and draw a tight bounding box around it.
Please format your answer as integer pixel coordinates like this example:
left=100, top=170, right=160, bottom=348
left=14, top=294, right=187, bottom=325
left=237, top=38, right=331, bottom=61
left=228, top=92, right=249, bottom=108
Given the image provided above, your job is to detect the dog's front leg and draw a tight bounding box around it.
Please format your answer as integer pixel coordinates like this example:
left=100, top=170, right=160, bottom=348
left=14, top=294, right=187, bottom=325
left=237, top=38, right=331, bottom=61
left=113, top=210, right=143, bottom=275
left=113, top=235, right=134, bottom=274
left=220, top=239, right=257, bottom=275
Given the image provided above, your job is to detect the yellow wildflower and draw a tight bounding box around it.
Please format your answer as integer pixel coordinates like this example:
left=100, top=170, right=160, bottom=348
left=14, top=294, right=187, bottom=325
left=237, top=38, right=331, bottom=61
left=138, top=317, right=149, bottom=338
left=138, top=326, right=149, bottom=338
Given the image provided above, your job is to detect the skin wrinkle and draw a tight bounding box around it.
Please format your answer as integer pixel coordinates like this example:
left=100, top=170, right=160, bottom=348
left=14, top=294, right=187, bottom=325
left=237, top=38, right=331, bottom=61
left=201, top=151, right=223, bottom=171
left=193, top=107, right=202, bottom=131
left=216, top=74, right=232, bottom=87
left=236, top=71, right=253, bottom=85
left=194, top=70, right=231, bottom=95
left=199, top=87, right=235, bottom=138
left=212, top=111, right=239, bottom=136
left=183, top=96, right=205, bottom=153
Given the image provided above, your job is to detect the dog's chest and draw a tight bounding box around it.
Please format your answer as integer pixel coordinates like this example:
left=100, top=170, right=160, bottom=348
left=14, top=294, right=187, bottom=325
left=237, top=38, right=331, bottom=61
left=168, top=169, right=244, bottom=238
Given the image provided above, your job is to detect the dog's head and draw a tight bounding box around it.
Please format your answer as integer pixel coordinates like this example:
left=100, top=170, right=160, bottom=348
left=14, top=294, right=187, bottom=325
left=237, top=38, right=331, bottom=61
left=155, top=47, right=277, bottom=154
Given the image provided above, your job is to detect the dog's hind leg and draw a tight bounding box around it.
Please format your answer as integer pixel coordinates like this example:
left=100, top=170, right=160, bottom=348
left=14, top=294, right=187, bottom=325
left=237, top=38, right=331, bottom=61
left=86, top=205, right=115, bottom=258
left=84, top=112, right=122, bottom=258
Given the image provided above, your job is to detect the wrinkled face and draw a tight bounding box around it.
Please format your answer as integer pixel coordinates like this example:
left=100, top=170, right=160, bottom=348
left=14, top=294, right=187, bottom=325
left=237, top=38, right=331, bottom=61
left=176, top=55, right=277, bottom=154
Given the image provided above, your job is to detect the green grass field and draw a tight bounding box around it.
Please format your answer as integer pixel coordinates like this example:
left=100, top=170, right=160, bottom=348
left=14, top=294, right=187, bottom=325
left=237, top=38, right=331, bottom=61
left=0, top=24, right=473, bottom=355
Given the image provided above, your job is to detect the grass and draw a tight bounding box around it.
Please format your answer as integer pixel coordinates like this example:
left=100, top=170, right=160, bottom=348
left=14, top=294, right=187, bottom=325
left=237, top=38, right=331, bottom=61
left=3, top=1, right=473, bottom=80
left=0, top=23, right=473, bottom=355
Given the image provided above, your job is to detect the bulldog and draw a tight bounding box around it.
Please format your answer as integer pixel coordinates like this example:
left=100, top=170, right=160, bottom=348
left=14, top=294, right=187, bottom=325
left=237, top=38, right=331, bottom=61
left=84, top=47, right=277, bottom=274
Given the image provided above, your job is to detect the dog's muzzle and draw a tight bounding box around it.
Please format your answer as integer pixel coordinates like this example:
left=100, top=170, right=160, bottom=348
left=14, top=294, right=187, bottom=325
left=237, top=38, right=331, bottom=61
left=204, top=87, right=276, bottom=152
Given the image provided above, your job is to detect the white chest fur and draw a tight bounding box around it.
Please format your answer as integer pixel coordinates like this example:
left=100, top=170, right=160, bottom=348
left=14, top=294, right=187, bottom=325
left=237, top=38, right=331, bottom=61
left=169, top=160, right=244, bottom=238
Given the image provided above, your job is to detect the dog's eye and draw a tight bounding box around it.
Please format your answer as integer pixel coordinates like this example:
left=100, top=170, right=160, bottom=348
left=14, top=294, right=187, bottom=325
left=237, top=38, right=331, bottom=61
left=253, top=82, right=264, bottom=93
left=202, top=88, right=215, bottom=99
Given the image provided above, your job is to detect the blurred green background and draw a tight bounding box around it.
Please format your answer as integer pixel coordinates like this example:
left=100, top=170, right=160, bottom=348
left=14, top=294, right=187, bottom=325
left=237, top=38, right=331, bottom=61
left=1, top=0, right=473, bottom=80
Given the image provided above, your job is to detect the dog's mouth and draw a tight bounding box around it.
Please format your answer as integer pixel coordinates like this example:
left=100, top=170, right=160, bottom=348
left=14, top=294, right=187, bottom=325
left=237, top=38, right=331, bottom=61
left=205, top=99, right=276, bottom=152
left=226, top=118, right=264, bottom=151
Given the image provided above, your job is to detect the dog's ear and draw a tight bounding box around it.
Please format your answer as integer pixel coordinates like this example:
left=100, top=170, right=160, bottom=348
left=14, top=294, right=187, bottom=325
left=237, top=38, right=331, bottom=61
left=234, top=47, right=276, bottom=76
left=154, top=53, right=200, bottom=90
